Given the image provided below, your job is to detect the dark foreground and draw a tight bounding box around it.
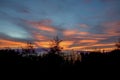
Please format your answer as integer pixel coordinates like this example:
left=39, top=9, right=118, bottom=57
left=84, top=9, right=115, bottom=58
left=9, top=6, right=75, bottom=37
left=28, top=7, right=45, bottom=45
left=0, top=49, right=120, bottom=73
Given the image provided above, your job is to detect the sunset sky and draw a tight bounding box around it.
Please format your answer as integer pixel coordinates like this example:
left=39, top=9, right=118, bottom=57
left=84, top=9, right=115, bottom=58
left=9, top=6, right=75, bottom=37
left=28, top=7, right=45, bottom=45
left=0, top=0, right=120, bottom=50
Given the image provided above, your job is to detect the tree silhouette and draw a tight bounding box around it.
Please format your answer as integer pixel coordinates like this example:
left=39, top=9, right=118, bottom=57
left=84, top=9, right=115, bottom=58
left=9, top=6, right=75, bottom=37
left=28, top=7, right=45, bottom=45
left=115, top=38, right=120, bottom=50
left=49, top=36, right=63, bottom=54
left=22, top=42, right=35, bottom=55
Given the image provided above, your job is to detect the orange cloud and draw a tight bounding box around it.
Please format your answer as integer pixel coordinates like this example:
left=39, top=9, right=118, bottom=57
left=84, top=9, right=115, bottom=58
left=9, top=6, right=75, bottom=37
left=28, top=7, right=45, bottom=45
left=32, top=31, right=48, bottom=41
left=37, top=25, right=56, bottom=33
left=28, top=20, right=56, bottom=33
left=60, top=41, right=74, bottom=50
left=65, top=42, right=115, bottom=51
left=80, top=40, right=98, bottom=43
left=63, top=29, right=89, bottom=36
left=34, top=41, right=50, bottom=48
left=34, top=40, right=74, bottom=50
left=35, top=34, right=47, bottom=40
left=92, top=43, right=115, bottom=47
left=0, top=38, right=116, bottom=52
left=63, top=30, right=77, bottom=36
left=0, top=39, right=26, bottom=48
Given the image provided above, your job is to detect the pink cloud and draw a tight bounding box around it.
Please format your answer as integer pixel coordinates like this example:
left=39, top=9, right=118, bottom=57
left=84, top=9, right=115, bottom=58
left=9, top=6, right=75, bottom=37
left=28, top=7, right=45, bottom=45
left=27, top=20, right=56, bottom=33
left=63, top=30, right=77, bottom=36
left=102, top=21, right=120, bottom=36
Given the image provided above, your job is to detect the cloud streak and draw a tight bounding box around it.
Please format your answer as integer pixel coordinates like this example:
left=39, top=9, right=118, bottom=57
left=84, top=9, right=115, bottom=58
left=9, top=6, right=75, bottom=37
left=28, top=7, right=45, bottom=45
left=0, top=39, right=26, bottom=48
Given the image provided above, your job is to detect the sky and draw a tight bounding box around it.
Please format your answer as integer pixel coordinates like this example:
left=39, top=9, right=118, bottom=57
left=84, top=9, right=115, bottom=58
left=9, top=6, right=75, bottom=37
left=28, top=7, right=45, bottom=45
left=0, top=0, right=120, bottom=51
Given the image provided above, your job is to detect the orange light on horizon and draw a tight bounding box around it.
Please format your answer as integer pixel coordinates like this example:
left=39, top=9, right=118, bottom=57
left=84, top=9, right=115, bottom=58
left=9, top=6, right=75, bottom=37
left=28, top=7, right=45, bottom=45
left=92, top=43, right=115, bottom=47
left=0, top=39, right=27, bottom=48
left=0, top=38, right=116, bottom=52
left=34, top=41, right=50, bottom=48
left=60, top=41, right=74, bottom=50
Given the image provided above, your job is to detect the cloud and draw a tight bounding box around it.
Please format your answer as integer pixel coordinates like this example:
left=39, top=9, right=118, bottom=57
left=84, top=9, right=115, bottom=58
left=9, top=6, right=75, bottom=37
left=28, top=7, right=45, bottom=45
left=89, top=21, right=120, bottom=40
left=79, top=24, right=89, bottom=28
left=0, top=39, right=27, bottom=48
left=60, top=41, right=74, bottom=50
left=92, top=43, right=115, bottom=47
left=34, top=41, right=50, bottom=48
left=80, top=40, right=98, bottom=43
left=102, top=21, right=120, bottom=37
left=26, top=19, right=65, bottom=40
left=60, top=21, right=120, bottom=50
left=37, top=25, right=56, bottom=33
left=63, top=30, right=77, bottom=36
left=63, top=29, right=90, bottom=37
left=31, top=31, right=50, bottom=42
left=33, top=33, right=48, bottom=41
left=27, top=20, right=56, bottom=33
left=34, top=40, right=75, bottom=50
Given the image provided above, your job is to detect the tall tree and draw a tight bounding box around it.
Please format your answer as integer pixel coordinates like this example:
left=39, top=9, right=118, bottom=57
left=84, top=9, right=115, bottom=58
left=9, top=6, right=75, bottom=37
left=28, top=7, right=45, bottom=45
left=49, top=36, right=63, bottom=54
